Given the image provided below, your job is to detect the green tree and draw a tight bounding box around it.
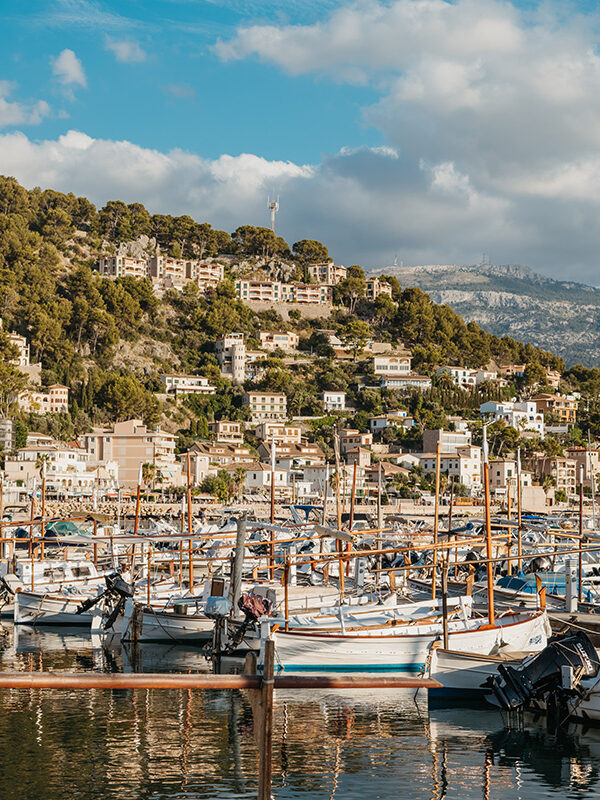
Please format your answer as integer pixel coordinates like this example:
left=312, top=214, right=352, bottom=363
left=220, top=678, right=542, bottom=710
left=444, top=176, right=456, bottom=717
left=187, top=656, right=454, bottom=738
left=339, top=318, right=370, bottom=360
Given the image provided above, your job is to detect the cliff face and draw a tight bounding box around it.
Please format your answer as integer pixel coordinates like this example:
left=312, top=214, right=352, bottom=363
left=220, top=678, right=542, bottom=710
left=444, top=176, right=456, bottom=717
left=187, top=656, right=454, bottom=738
left=370, top=263, right=600, bottom=366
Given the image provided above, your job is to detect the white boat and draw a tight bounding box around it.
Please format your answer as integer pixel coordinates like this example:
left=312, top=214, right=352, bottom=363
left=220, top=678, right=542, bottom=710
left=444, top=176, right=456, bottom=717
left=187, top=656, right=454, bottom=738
left=14, top=589, right=93, bottom=626
left=120, top=599, right=215, bottom=643
left=269, top=610, right=550, bottom=673
left=426, top=645, right=528, bottom=699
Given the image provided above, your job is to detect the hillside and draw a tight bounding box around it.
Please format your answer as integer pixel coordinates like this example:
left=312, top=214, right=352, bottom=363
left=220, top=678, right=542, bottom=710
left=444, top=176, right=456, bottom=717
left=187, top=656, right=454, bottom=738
left=370, top=263, right=600, bottom=366
left=2, top=173, right=594, bottom=452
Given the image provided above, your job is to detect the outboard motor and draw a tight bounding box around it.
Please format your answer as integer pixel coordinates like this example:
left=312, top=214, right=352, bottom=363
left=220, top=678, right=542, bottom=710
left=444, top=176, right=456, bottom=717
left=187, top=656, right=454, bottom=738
left=76, top=572, right=134, bottom=630
left=217, top=590, right=275, bottom=655
left=488, top=631, right=600, bottom=711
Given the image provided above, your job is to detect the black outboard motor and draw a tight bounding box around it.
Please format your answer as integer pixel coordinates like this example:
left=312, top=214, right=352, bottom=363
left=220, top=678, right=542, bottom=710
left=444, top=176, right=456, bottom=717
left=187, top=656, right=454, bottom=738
left=488, top=631, right=600, bottom=711
left=76, top=572, right=134, bottom=630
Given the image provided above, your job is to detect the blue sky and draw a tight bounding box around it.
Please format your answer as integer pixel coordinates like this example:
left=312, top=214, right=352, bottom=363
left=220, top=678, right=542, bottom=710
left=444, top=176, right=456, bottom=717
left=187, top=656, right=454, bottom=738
left=1, top=0, right=380, bottom=162
left=2, top=0, right=600, bottom=280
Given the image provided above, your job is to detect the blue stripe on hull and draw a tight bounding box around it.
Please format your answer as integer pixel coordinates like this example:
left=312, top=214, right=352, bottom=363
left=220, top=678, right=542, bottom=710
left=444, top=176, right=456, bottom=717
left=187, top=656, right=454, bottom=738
left=277, top=663, right=425, bottom=673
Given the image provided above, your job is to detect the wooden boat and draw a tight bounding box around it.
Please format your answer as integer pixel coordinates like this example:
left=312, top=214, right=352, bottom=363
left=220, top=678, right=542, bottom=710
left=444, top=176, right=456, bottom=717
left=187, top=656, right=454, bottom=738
left=269, top=610, right=550, bottom=673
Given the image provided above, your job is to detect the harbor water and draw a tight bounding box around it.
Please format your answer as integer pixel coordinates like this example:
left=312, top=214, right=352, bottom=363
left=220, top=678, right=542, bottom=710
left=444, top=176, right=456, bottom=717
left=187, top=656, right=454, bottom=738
left=0, top=624, right=597, bottom=799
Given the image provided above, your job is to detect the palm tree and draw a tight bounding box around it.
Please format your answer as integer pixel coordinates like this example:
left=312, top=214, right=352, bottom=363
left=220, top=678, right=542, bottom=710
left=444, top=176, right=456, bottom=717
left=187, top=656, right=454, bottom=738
left=233, top=466, right=246, bottom=501
left=35, top=453, right=50, bottom=479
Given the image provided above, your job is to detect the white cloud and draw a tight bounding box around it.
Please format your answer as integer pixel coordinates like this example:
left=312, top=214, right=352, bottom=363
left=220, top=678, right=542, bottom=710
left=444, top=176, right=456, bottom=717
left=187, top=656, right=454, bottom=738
left=0, top=81, right=50, bottom=128
left=207, top=0, right=600, bottom=279
left=105, top=38, right=147, bottom=63
left=51, top=49, right=87, bottom=94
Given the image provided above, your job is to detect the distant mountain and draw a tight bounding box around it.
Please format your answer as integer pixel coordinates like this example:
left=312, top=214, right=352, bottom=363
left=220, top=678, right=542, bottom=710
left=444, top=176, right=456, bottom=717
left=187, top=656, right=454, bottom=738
left=370, top=263, right=600, bottom=366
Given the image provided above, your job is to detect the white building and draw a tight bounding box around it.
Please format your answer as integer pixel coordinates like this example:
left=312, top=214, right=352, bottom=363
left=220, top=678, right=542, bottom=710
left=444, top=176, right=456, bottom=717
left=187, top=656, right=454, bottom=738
left=437, top=366, right=497, bottom=388
left=254, top=422, right=302, bottom=444
left=368, top=410, right=412, bottom=433
left=258, top=331, right=299, bottom=352
left=322, top=391, right=346, bottom=412
left=208, top=420, right=244, bottom=445
left=18, top=384, right=69, bottom=415
left=243, top=391, right=287, bottom=423
left=373, top=352, right=412, bottom=376
left=480, top=400, right=545, bottom=437
left=5, top=443, right=119, bottom=497
left=160, top=374, right=216, bottom=397
left=420, top=445, right=482, bottom=491
left=379, top=375, right=432, bottom=391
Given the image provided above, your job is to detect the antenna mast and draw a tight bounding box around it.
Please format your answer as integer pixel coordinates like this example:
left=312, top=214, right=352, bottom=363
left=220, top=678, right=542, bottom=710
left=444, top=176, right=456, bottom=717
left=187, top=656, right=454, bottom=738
left=267, top=196, right=279, bottom=232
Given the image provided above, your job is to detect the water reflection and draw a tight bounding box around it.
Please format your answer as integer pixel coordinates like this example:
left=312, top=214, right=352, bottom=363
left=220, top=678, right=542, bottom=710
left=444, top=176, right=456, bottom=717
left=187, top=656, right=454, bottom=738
left=0, top=623, right=598, bottom=799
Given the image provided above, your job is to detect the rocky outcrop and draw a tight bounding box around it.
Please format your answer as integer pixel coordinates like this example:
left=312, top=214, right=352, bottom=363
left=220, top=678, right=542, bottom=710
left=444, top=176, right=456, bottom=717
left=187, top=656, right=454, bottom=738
left=370, top=263, right=600, bottom=365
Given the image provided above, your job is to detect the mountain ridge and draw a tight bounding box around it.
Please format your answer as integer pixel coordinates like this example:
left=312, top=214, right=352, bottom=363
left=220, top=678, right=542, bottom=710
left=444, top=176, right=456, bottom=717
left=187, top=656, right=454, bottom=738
left=370, top=263, right=600, bottom=366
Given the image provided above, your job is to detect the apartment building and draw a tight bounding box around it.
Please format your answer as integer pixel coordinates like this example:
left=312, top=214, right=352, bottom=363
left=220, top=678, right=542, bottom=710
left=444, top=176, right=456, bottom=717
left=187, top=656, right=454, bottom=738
left=322, top=390, right=346, bottom=412
left=215, top=332, right=247, bottom=384
left=437, top=366, right=498, bottom=388
left=18, top=384, right=69, bottom=415
left=254, top=422, right=302, bottom=444
left=243, top=391, right=287, bottom=423
left=235, top=279, right=332, bottom=305
left=545, top=370, right=562, bottom=388
left=379, top=375, right=432, bottom=391
left=99, top=255, right=147, bottom=279
left=186, top=441, right=252, bottom=467
left=2, top=322, right=41, bottom=384
left=480, top=400, right=545, bottom=437
left=422, top=428, right=472, bottom=453
left=366, top=277, right=393, bottom=301
left=307, top=263, right=348, bottom=285
left=0, top=418, right=14, bottom=452
left=82, top=419, right=179, bottom=489
left=208, top=420, right=244, bottom=445
left=258, top=331, right=299, bottom=352
left=339, top=428, right=373, bottom=455
left=5, top=442, right=119, bottom=496
left=160, top=374, right=216, bottom=397
left=259, top=442, right=325, bottom=470
left=372, top=352, right=412, bottom=375
left=488, top=459, right=532, bottom=491
left=532, top=393, right=577, bottom=424
left=564, top=446, right=600, bottom=488
left=368, top=411, right=413, bottom=433
left=99, top=253, right=224, bottom=291
left=420, top=446, right=482, bottom=490
left=532, top=456, right=577, bottom=496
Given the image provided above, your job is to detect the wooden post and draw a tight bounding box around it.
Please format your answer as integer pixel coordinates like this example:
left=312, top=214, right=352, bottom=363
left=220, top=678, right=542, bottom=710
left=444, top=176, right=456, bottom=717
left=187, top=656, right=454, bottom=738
left=186, top=453, right=194, bottom=590
left=448, top=475, right=457, bottom=579
left=506, top=477, right=512, bottom=576
left=93, top=518, right=98, bottom=569
left=40, top=460, right=46, bottom=545
left=131, top=464, right=142, bottom=575
left=270, top=438, right=276, bottom=526
left=483, top=460, right=495, bottom=626
left=322, top=463, right=329, bottom=524
left=284, top=558, right=290, bottom=631
left=431, top=440, right=441, bottom=600
left=259, top=639, right=275, bottom=800
left=147, top=546, right=152, bottom=606
left=349, top=461, right=357, bottom=531
left=579, top=467, right=584, bottom=603
left=441, top=561, right=449, bottom=649
left=333, top=432, right=342, bottom=532
left=517, top=447, right=523, bottom=573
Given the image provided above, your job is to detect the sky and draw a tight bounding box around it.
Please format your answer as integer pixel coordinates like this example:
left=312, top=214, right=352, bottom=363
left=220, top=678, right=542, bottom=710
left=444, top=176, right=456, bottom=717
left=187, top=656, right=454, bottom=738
left=2, top=0, right=600, bottom=281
